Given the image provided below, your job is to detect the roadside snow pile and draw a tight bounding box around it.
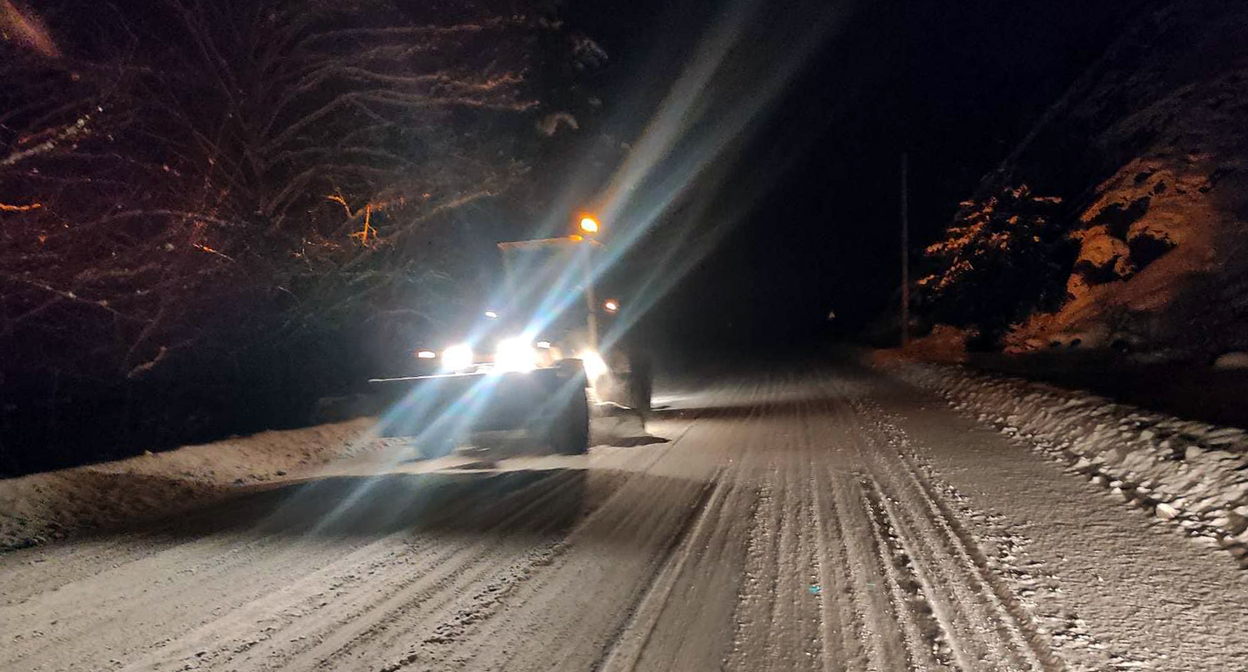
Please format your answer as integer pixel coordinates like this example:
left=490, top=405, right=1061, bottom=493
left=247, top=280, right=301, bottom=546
left=0, top=418, right=379, bottom=551
left=894, top=363, right=1248, bottom=566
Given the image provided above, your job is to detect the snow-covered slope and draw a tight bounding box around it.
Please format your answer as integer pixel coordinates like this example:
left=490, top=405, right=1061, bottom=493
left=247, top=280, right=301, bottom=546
left=921, top=0, right=1248, bottom=358
left=0, top=419, right=380, bottom=550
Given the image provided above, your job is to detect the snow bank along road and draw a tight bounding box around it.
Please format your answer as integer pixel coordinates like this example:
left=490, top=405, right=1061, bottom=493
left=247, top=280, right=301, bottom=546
left=2, top=361, right=1246, bottom=671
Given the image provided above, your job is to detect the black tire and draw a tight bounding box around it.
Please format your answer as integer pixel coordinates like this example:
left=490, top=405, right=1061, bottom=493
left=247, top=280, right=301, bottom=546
left=375, top=420, right=455, bottom=461
left=375, top=409, right=455, bottom=451
left=376, top=413, right=421, bottom=439
left=625, top=353, right=653, bottom=417
left=548, top=385, right=590, bottom=455
left=420, top=430, right=459, bottom=459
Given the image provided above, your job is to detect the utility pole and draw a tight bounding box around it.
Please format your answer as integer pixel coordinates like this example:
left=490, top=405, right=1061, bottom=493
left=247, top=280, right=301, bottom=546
left=583, top=247, right=599, bottom=351
left=900, top=152, right=910, bottom=348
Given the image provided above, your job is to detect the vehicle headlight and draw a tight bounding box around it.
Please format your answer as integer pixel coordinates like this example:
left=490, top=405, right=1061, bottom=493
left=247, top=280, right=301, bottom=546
left=441, top=343, right=473, bottom=372
left=578, top=350, right=608, bottom=381
left=495, top=336, right=537, bottom=373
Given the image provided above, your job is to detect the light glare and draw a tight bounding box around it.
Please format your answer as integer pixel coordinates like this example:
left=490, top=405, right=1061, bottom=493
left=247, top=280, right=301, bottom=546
left=496, top=337, right=537, bottom=372
left=578, top=350, right=608, bottom=381
left=441, top=343, right=473, bottom=371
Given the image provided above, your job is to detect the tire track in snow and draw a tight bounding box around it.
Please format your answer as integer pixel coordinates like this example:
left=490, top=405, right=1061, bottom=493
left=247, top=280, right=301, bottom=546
left=840, top=380, right=1062, bottom=672
left=2, top=366, right=1091, bottom=672
left=889, top=439, right=1065, bottom=671
left=857, top=476, right=950, bottom=671
left=809, top=467, right=863, bottom=672
left=465, top=380, right=763, bottom=672
left=4, top=469, right=578, bottom=670
left=117, top=469, right=583, bottom=672
left=725, top=462, right=780, bottom=669
left=327, top=380, right=758, bottom=672
left=600, top=381, right=774, bottom=671
left=593, top=471, right=729, bottom=672
left=2, top=530, right=375, bottom=669
left=724, top=374, right=827, bottom=672
left=238, top=471, right=590, bottom=671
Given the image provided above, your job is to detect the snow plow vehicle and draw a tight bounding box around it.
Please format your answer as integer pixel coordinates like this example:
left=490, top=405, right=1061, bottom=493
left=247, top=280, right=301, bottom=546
left=368, top=218, right=652, bottom=458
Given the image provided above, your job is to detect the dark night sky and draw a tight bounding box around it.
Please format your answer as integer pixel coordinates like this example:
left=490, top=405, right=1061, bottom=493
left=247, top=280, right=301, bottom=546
left=562, top=0, right=1150, bottom=351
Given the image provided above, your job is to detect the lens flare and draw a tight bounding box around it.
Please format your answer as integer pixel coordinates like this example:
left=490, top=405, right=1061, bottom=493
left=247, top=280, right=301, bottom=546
left=495, top=337, right=537, bottom=372
left=492, top=0, right=845, bottom=347
left=578, top=350, right=608, bottom=381
left=441, top=344, right=473, bottom=371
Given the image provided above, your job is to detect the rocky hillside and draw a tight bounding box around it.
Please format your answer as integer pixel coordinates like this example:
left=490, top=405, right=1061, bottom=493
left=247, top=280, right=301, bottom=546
left=919, top=0, right=1248, bottom=359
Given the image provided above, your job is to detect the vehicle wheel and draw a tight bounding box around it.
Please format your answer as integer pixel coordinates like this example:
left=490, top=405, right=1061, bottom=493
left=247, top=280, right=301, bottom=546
left=376, top=414, right=418, bottom=439
left=419, top=427, right=460, bottom=459
left=625, top=353, right=653, bottom=417
left=548, top=385, right=590, bottom=455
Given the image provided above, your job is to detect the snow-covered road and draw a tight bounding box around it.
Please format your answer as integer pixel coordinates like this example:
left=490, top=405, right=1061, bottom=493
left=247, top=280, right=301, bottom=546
left=2, top=361, right=1245, bottom=671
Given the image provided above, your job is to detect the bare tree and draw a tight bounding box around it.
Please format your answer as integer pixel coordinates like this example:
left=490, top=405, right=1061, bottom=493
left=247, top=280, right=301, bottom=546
left=0, top=0, right=600, bottom=471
